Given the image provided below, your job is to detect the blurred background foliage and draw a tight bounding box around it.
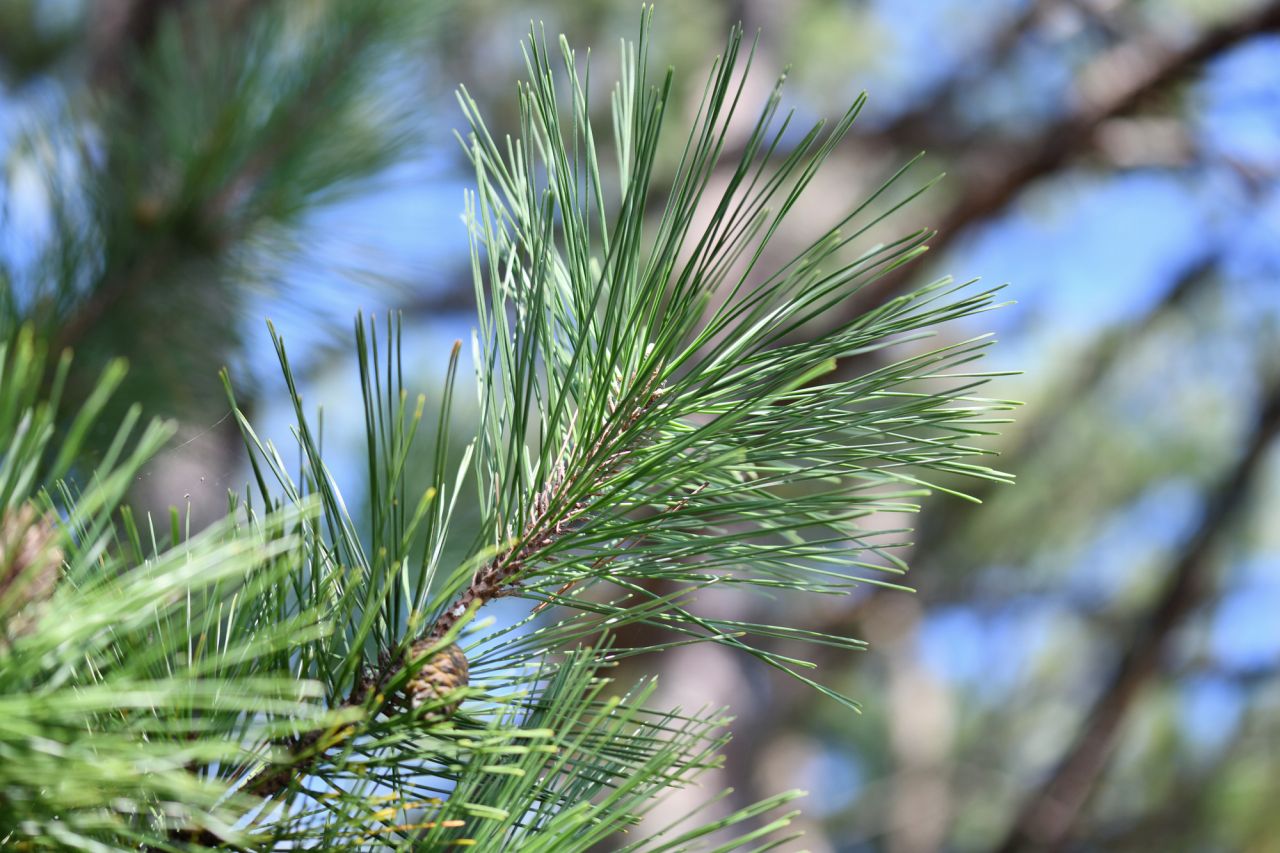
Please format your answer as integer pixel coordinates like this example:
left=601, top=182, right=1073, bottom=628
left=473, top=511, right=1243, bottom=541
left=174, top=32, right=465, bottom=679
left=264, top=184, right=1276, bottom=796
left=2, top=0, right=1279, bottom=850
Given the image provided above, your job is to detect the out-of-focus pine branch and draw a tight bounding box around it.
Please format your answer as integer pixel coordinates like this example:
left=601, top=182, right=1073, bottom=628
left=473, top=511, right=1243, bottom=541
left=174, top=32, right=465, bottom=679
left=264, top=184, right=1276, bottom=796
left=2, top=0, right=431, bottom=434
left=0, top=331, right=346, bottom=850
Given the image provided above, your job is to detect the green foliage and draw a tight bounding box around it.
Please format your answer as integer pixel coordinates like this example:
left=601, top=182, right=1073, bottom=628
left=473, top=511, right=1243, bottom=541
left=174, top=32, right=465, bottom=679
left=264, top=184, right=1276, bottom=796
left=0, top=10, right=1009, bottom=851
left=0, top=331, right=341, bottom=848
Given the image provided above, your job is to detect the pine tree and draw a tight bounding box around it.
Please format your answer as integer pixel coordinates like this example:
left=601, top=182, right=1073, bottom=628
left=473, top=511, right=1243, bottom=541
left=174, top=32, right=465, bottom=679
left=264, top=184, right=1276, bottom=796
left=0, top=9, right=1011, bottom=850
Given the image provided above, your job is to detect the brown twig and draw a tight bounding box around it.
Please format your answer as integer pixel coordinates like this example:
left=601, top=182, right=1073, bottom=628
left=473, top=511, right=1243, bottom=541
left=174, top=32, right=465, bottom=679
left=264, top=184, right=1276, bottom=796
left=425, top=370, right=664, bottom=643
left=529, top=481, right=708, bottom=616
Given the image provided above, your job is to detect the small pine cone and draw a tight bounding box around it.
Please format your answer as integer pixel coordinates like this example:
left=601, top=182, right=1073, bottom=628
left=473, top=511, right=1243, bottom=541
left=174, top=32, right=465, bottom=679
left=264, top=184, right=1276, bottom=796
left=403, top=641, right=469, bottom=719
left=1, top=505, right=62, bottom=640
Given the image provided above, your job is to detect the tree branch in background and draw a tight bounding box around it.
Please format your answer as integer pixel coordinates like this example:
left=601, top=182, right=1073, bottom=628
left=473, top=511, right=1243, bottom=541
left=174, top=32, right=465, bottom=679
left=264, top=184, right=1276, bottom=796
left=863, top=0, right=1051, bottom=153
left=90, top=0, right=180, bottom=85
left=1090, top=662, right=1280, bottom=849
left=993, top=378, right=1280, bottom=852
left=851, top=0, right=1280, bottom=315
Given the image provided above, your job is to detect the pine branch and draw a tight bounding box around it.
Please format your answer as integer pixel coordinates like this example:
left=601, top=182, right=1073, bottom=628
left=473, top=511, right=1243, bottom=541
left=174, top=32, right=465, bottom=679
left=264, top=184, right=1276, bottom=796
left=194, top=12, right=1011, bottom=846
left=239, top=358, right=668, bottom=803
left=15, top=0, right=420, bottom=427
left=428, top=370, right=666, bottom=641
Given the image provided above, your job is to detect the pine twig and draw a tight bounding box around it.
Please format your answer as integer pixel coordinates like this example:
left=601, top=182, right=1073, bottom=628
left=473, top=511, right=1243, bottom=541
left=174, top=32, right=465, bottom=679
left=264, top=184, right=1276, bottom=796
left=57, top=2, right=387, bottom=357
left=424, top=370, right=667, bottom=642
left=529, top=481, right=707, bottom=616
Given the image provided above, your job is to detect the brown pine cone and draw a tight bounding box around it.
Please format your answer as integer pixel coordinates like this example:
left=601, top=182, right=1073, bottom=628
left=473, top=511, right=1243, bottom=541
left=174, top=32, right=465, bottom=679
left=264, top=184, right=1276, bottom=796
left=403, top=641, right=469, bottom=719
left=1, top=505, right=62, bottom=642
